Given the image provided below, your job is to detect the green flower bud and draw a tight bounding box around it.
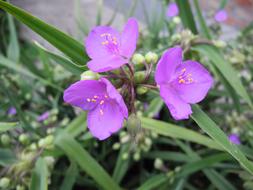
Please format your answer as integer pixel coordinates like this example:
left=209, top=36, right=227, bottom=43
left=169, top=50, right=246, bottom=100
left=171, top=34, right=181, bottom=42
left=80, top=70, right=100, bottom=80
left=154, top=158, right=164, bottom=170
left=122, top=152, right=129, bottom=160
left=1, top=134, right=11, bottom=146
left=112, top=143, right=120, bottom=150
left=136, top=86, right=148, bottom=95
left=134, top=71, right=146, bottom=84
left=133, top=152, right=141, bottom=161
left=126, top=114, right=142, bottom=138
left=38, top=139, right=46, bottom=148
left=29, top=143, right=38, bottom=151
left=19, top=134, right=30, bottom=145
left=132, top=53, right=145, bottom=65
left=44, top=135, right=54, bottom=146
left=44, top=156, right=55, bottom=169
left=120, top=134, right=130, bottom=144
left=172, top=16, right=181, bottom=24
left=145, top=52, right=158, bottom=64
left=0, top=177, right=10, bottom=188
left=144, top=137, right=152, bottom=147
left=16, top=185, right=25, bottom=190
left=213, top=40, right=226, bottom=48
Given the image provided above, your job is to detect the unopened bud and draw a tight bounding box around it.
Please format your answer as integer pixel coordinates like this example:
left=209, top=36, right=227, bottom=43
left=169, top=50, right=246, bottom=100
left=112, top=143, right=120, bottom=150
left=126, top=114, right=141, bottom=138
left=80, top=70, right=100, bottom=80
left=172, top=16, right=181, bottom=24
left=44, top=156, right=55, bottom=169
left=132, top=53, right=145, bottom=65
left=171, top=34, right=181, bottom=42
left=1, top=134, right=11, bottom=146
left=0, top=177, right=10, bottom=188
left=44, top=135, right=54, bottom=146
left=213, top=40, right=226, bottom=48
left=136, top=86, right=148, bottom=95
left=154, top=158, right=164, bottom=170
left=122, top=152, right=129, bottom=160
left=145, top=52, right=158, bottom=64
left=19, top=134, right=30, bottom=145
left=133, top=152, right=141, bottom=161
left=134, top=71, right=146, bottom=84
left=16, top=185, right=25, bottom=190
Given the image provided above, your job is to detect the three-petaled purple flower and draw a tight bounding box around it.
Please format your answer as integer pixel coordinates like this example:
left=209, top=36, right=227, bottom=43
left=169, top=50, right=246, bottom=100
left=214, top=9, right=228, bottom=22
left=228, top=134, right=241, bottom=145
left=155, top=46, right=213, bottom=120
left=7, top=107, right=16, bottom=116
left=167, top=3, right=179, bottom=17
left=37, top=111, right=50, bottom=122
left=64, top=78, right=128, bottom=140
left=85, top=18, right=138, bottom=72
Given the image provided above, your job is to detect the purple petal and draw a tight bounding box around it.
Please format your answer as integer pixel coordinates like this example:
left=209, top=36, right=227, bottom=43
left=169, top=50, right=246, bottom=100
left=7, top=107, right=16, bottom=116
left=120, top=18, right=139, bottom=58
left=63, top=80, right=106, bottom=111
left=160, top=85, right=192, bottom=120
left=100, top=78, right=128, bottom=118
left=228, top=134, right=241, bottom=145
left=87, top=101, right=125, bottom=140
left=155, top=46, right=183, bottom=85
left=37, top=111, right=50, bottom=122
left=85, top=26, right=121, bottom=59
left=167, top=3, right=179, bottom=17
left=214, top=9, right=228, bottom=22
left=172, top=61, right=213, bottom=104
left=87, top=55, right=127, bottom=72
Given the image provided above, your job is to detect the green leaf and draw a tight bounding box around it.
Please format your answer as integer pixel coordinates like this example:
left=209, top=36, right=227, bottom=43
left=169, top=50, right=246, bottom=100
left=0, top=122, right=18, bottom=133
left=0, top=1, right=87, bottom=65
left=30, top=157, right=49, bottom=190
left=141, top=117, right=222, bottom=150
left=137, top=174, right=168, bottom=190
left=64, top=112, right=87, bottom=137
left=7, top=12, right=20, bottom=62
left=193, top=44, right=253, bottom=109
left=60, top=161, right=78, bottom=190
left=0, top=148, right=16, bottom=166
left=191, top=105, right=253, bottom=174
left=55, top=132, right=121, bottom=190
left=175, top=0, right=198, bottom=34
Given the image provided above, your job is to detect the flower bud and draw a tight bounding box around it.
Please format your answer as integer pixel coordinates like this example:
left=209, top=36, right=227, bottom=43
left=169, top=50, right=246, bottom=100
left=136, top=86, right=148, bottom=95
left=171, top=33, right=181, bottom=42
left=122, top=152, right=129, bottom=160
left=80, top=70, right=100, bottom=80
left=1, top=134, right=11, bottom=146
left=112, top=143, right=120, bottom=150
left=16, top=185, right=25, bottom=190
left=19, top=134, right=30, bottom=145
left=213, top=40, right=226, bottom=48
left=132, top=53, right=145, bottom=65
left=126, top=114, right=142, bottom=138
left=0, top=177, right=10, bottom=188
left=133, top=152, right=141, bottom=161
left=154, top=158, right=164, bottom=170
left=44, top=156, right=55, bottom=169
left=134, top=71, right=146, bottom=84
left=145, top=52, right=158, bottom=64
left=44, top=135, right=54, bottom=146
left=172, top=16, right=181, bottom=24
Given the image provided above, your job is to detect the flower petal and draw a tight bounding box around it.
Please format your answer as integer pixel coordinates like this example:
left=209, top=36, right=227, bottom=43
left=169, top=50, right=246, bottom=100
left=63, top=80, right=106, bottom=110
left=87, top=55, right=127, bottom=72
left=167, top=3, right=179, bottom=17
left=160, top=84, right=192, bottom=120
left=214, top=9, right=228, bottom=22
left=85, top=26, right=121, bottom=59
left=155, top=46, right=183, bottom=85
left=172, top=61, right=213, bottom=103
left=87, top=101, right=125, bottom=140
left=120, top=18, right=139, bottom=58
left=100, top=78, right=128, bottom=118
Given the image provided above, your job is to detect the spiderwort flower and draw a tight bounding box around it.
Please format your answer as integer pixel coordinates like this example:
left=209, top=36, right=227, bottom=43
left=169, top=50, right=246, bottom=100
left=63, top=78, right=128, bottom=140
left=167, top=3, right=179, bottom=17
left=85, top=18, right=138, bottom=72
left=37, top=111, right=50, bottom=122
left=155, top=46, right=213, bottom=120
left=228, top=134, right=241, bottom=145
left=214, top=9, right=228, bottom=22
left=7, top=107, right=16, bottom=116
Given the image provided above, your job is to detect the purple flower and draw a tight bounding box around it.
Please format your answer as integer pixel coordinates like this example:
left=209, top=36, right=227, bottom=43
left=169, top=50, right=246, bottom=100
left=37, top=111, right=50, bottom=122
left=155, top=46, right=213, bottom=120
left=167, top=3, right=179, bottom=17
left=85, top=18, right=138, bottom=72
left=228, top=134, right=241, bottom=145
left=214, top=9, right=228, bottom=22
left=7, top=107, right=16, bottom=116
left=63, top=78, right=128, bottom=140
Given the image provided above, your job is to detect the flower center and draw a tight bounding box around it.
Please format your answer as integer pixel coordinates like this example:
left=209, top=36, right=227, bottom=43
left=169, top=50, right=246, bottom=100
left=86, top=94, right=109, bottom=115
left=177, top=68, right=195, bottom=84
left=100, top=33, right=120, bottom=54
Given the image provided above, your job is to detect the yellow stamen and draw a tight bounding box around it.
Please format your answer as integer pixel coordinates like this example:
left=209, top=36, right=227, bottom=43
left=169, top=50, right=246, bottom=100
left=100, top=100, right=104, bottom=105
left=178, top=79, right=185, bottom=84
left=104, top=95, right=108, bottom=98
left=100, top=109, right=104, bottom=115
left=91, top=99, right=96, bottom=102
left=94, top=95, right=99, bottom=99
left=86, top=98, right=91, bottom=102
